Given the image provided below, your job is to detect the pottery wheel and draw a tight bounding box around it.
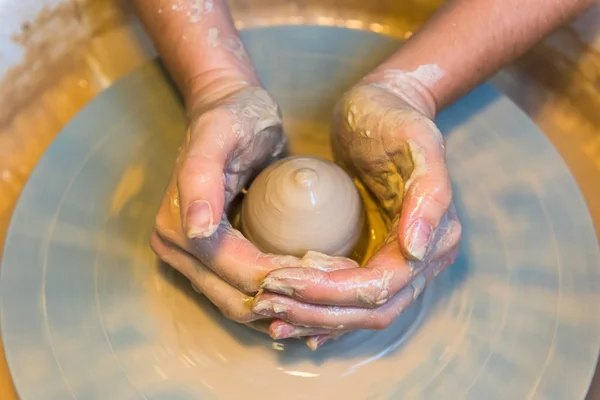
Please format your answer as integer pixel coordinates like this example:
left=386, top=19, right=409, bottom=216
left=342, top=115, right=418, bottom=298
left=2, top=26, right=600, bottom=400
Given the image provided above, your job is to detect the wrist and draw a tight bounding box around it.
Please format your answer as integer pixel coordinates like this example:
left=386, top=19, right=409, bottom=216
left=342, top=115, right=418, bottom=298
left=185, top=66, right=261, bottom=113
left=358, top=68, right=439, bottom=119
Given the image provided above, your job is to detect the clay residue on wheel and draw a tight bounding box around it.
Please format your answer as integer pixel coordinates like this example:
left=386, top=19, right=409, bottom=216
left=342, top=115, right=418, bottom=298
left=0, top=3, right=152, bottom=396
left=0, top=0, right=128, bottom=127
left=0, top=0, right=152, bottom=256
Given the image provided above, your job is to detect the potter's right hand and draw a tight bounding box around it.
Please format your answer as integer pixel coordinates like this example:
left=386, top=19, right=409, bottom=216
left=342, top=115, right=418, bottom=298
left=151, top=76, right=359, bottom=345
left=132, top=0, right=359, bottom=346
left=153, top=79, right=286, bottom=323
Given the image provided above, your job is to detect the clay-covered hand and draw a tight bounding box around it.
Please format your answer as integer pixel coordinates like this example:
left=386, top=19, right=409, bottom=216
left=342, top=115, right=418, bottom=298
left=152, top=79, right=359, bottom=347
left=253, top=72, right=462, bottom=337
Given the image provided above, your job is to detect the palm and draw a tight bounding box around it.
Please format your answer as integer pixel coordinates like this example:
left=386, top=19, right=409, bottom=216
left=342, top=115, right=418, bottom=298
left=331, top=84, right=443, bottom=220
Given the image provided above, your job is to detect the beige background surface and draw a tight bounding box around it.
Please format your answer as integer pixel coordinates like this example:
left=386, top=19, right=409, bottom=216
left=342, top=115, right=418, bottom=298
left=0, top=1, right=599, bottom=398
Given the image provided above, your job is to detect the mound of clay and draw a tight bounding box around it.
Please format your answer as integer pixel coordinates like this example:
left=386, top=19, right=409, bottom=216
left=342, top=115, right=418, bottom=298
left=241, top=155, right=364, bottom=257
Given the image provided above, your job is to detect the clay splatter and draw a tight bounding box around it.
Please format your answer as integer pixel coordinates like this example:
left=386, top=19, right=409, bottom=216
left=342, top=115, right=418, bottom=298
left=188, top=0, right=214, bottom=23
left=406, top=64, right=446, bottom=88
left=223, top=36, right=247, bottom=61
left=207, top=27, right=220, bottom=47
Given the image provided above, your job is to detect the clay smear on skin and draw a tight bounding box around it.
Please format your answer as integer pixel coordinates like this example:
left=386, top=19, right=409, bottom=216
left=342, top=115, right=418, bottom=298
left=223, top=87, right=283, bottom=177
left=254, top=299, right=287, bottom=314
left=189, top=0, right=214, bottom=22
left=356, top=269, right=395, bottom=307
left=378, top=66, right=449, bottom=193
left=380, top=65, right=446, bottom=117
left=405, top=64, right=446, bottom=88
left=382, top=64, right=446, bottom=91
left=158, top=0, right=214, bottom=22
left=205, top=27, right=248, bottom=61
left=404, top=139, right=428, bottom=193
left=411, top=273, right=426, bottom=300
left=227, top=88, right=281, bottom=138
left=207, top=27, right=220, bottom=47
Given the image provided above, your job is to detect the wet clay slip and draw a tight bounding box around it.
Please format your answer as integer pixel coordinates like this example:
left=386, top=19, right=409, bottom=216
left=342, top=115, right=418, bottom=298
left=241, top=155, right=365, bottom=257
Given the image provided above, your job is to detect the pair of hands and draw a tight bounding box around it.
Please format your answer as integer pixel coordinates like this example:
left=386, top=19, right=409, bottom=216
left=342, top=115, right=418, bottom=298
left=151, top=70, right=462, bottom=349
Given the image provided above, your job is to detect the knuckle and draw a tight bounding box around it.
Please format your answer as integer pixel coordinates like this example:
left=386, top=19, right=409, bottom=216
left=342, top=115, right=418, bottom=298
left=221, top=306, right=253, bottom=324
left=192, top=107, right=229, bottom=132
left=153, top=222, right=167, bottom=242
left=423, top=181, right=452, bottom=210
left=149, top=241, right=161, bottom=259
left=153, top=215, right=177, bottom=243
left=152, top=245, right=175, bottom=267
left=178, top=152, right=204, bottom=180
left=219, top=307, right=238, bottom=322
left=426, top=168, right=451, bottom=189
left=237, top=279, right=260, bottom=295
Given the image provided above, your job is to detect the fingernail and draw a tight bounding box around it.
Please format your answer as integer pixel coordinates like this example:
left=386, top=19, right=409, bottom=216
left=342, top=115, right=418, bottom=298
left=186, top=200, right=213, bottom=239
left=306, top=335, right=329, bottom=350
left=405, top=219, right=433, bottom=261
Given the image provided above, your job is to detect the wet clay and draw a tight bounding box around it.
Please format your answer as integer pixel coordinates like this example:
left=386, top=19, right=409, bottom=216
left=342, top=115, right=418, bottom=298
left=241, top=155, right=364, bottom=257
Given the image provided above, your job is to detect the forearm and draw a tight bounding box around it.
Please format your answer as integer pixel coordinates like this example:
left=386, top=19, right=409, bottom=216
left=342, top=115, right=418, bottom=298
left=364, top=0, right=596, bottom=116
left=130, top=0, right=258, bottom=104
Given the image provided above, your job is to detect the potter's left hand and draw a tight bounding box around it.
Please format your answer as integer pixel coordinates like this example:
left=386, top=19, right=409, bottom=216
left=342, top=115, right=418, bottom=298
left=253, top=74, right=462, bottom=337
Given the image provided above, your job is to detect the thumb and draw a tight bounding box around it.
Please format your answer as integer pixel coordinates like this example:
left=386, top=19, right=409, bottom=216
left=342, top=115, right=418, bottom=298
left=178, top=109, right=238, bottom=239
left=398, top=121, right=452, bottom=261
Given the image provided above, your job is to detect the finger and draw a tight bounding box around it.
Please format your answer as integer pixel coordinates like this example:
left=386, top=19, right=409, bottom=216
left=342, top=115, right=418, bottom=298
left=269, top=320, right=342, bottom=350
left=261, top=239, right=413, bottom=308
left=394, top=120, right=452, bottom=261
left=157, top=176, right=358, bottom=294
left=261, top=234, right=459, bottom=308
left=425, top=204, right=462, bottom=260
left=270, top=320, right=345, bottom=350
left=191, top=228, right=357, bottom=294
left=153, top=230, right=275, bottom=336
left=156, top=180, right=358, bottom=294
left=178, top=108, right=239, bottom=240
left=254, top=257, right=453, bottom=331
left=305, top=334, right=343, bottom=350
left=268, top=319, right=344, bottom=339
left=150, top=230, right=265, bottom=324
left=156, top=213, right=276, bottom=294
left=157, top=178, right=276, bottom=293
left=246, top=320, right=272, bottom=335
